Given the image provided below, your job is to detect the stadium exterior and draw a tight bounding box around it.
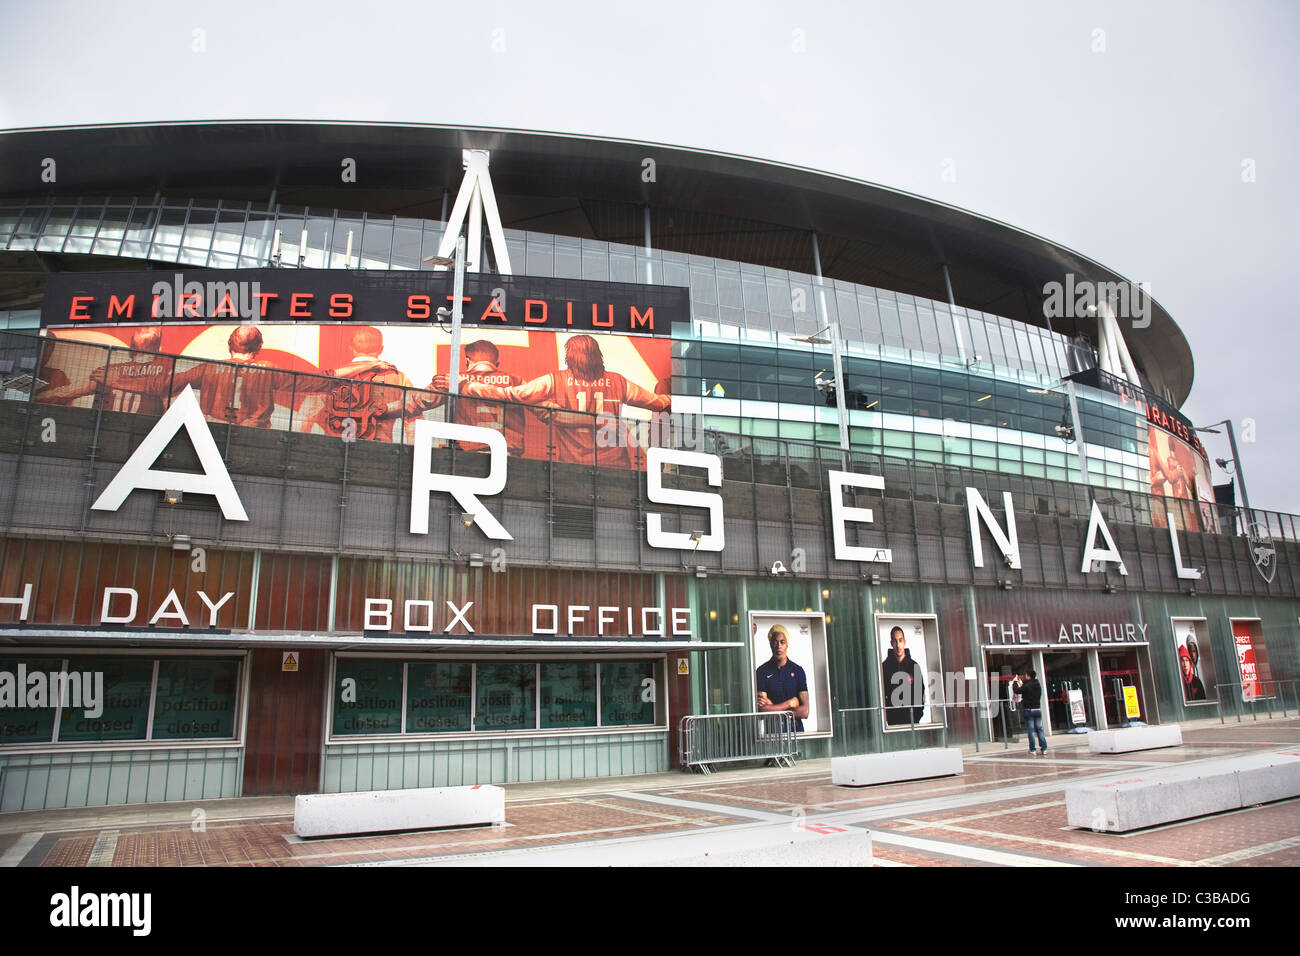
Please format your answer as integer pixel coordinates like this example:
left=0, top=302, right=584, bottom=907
left=0, top=122, right=1296, bottom=811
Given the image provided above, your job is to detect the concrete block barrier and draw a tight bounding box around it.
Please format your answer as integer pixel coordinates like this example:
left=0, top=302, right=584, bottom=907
left=831, top=748, right=963, bottom=787
left=1088, top=724, right=1183, bottom=753
left=294, top=784, right=505, bottom=838
left=1066, top=752, right=1300, bottom=832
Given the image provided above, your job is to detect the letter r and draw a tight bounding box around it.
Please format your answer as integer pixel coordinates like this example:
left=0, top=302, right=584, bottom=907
left=409, top=419, right=513, bottom=539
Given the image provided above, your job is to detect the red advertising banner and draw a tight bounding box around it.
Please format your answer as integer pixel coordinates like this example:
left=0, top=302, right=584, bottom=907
left=41, top=324, right=672, bottom=470
left=1231, top=619, right=1262, bottom=702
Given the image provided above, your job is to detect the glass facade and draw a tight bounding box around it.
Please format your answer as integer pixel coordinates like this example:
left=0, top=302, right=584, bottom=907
left=0, top=194, right=1165, bottom=494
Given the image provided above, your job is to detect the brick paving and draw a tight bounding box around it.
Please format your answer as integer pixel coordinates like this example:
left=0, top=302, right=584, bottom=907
left=2, top=718, right=1296, bottom=867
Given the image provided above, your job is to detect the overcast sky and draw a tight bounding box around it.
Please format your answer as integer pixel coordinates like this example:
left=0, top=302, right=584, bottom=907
left=2, top=0, right=1296, bottom=513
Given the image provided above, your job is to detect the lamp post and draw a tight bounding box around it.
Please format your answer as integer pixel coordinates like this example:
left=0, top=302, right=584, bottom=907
left=1195, top=419, right=1252, bottom=518
left=793, top=323, right=850, bottom=469
left=424, top=234, right=468, bottom=395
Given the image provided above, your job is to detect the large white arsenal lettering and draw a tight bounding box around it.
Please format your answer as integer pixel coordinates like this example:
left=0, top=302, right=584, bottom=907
left=87, top=416, right=1204, bottom=578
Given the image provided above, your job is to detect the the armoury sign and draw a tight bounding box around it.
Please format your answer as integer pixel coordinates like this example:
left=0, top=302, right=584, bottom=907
left=83, top=389, right=1220, bottom=584
left=41, top=269, right=688, bottom=335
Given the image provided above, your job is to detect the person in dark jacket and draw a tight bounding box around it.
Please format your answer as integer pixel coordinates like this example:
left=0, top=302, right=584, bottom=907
left=1017, top=669, right=1047, bottom=755
left=882, top=626, right=925, bottom=726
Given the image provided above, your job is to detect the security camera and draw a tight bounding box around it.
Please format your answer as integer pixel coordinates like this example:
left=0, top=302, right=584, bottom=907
left=1055, top=424, right=1075, bottom=442
left=770, top=561, right=788, bottom=575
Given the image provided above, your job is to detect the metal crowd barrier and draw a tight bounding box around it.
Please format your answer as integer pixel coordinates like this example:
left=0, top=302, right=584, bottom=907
left=678, top=712, right=797, bottom=774
left=1213, top=680, right=1298, bottom=723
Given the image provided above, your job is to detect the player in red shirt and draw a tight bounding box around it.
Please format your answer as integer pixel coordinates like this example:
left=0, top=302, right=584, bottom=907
left=419, top=340, right=529, bottom=455
left=443, top=334, right=670, bottom=466
left=171, top=326, right=292, bottom=428
left=297, top=326, right=414, bottom=442
left=38, top=327, right=174, bottom=415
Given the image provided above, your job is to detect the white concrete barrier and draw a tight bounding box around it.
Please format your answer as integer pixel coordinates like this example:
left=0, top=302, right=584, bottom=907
left=1066, top=751, right=1300, bottom=832
left=1234, top=751, right=1300, bottom=806
left=1088, top=724, right=1182, bottom=754
left=832, top=748, right=963, bottom=787
left=294, top=784, right=506, bottom=838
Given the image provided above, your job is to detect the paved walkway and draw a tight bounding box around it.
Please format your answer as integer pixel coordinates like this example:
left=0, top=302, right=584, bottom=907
left=2, top=718, right=1297, bottom=867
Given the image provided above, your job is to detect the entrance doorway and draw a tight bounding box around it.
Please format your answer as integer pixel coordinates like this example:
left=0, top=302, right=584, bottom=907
left=1100, top=649, right=1146, bottom=727
left=1043, top=650, right=1096, bottom=732
left=985, top=649, right=1037, bottom=742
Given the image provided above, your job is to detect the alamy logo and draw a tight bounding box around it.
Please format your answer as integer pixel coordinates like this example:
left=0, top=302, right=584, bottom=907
left=0, top=665, right=103, bottom=717
left=151, top=273, right=263, bottom=320
left=1042, top=273, right=1151, bottom=328
left=50, top=886, right=151, bottom=936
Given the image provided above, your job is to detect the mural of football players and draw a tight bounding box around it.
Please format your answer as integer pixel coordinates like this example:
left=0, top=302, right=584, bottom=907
left=437, top=333, right=670, bottom=466
left=419, top=339, right=529, bottom=456
left=297, top=326, right=413, bottom=442
left=171, top=325, right=292, bottom=428
left=37, top=326, right=174, bottom=415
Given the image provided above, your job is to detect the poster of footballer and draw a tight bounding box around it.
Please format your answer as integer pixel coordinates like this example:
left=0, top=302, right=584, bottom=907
left=40, top=323, right=671, bottom=470
left=749, top=612, right=830, bottom=736
left=875, top=614, right=942, bottom=731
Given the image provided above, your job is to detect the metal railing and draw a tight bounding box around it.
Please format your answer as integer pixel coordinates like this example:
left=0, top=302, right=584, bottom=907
left=678, top=712, right=797, bottom=773
left=836, top=702, right=998, bottom=757
left=1214, top=680, right=1299, bottom=723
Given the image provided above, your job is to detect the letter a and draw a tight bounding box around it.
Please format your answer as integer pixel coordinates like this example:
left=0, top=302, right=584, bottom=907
left=92, top=386, right=249, bottom=520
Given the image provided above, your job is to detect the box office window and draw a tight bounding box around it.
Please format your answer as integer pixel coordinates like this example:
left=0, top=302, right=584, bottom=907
left=333, top=658, right=404, bottom=736
left=58, top=658, right=155, bottom=743
left=0, top=656, right=63, bottom=743
left=152, top=660, right=240, bottom=740
left=406, top=662, right=472, bottom=733
left=540, top=662, right=597, bottom=729
left=475, top=663, right=537, bottom=732
left=600, top=660, right=656, bottom=726
left=330, top=659, right=663, bottom=737
left=0, top=655, right=241, bottom=744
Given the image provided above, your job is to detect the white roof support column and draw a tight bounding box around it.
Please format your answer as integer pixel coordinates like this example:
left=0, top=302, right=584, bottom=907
left=433, top=149, right=513, bottom=275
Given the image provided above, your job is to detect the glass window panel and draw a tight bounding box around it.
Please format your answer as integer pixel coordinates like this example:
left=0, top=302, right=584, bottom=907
left=877, top=294, right=902, bottom=348
left=934, top=303, right=958, bottom=357
left=582, top=243, right=610, bottom=281
left=716, top=271, right=743, bottom=309
left=358, top=218, right=393, bottom=269
left=240, top=213, right=275, bottom=263
left=0, top=656, right=63, bottom=743
left=36, top=207, right=76, bottom=251
left=151, top=205, right=188, bottom=248
left=332, top=658, right=403, bottom=735
left=152, top=659, right=239, bottom=740
left=600, top=661, right=657, bottom=725
left=406, top=662, right=472, bottom=733
left=554, top=239, right=581, bottom=279
left=522, top=240, right=553, bottom=278
left=540, top=662, right=597, bottom=729
left=390, top=225, right=423, bottom=269
left=475, top=663, right=536, bottom=731
left=182, top=207, right=216, bottom=249
left=58, top=657, right=153, bottom=742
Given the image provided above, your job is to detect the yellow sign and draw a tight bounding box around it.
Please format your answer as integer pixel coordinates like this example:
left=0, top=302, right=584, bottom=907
left=677, top=658, right=689, bottom=676
left=282, top=652, right=299, bottom=673
left=1123, top=685, right=1140, bottom=719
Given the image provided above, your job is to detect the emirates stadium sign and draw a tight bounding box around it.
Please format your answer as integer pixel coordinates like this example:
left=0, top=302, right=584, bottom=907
left=41, top=269, right=688, bottom=336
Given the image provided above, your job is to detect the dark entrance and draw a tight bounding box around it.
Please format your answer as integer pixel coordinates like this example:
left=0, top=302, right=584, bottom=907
left=1043, top=650, right=1095, bottom=732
